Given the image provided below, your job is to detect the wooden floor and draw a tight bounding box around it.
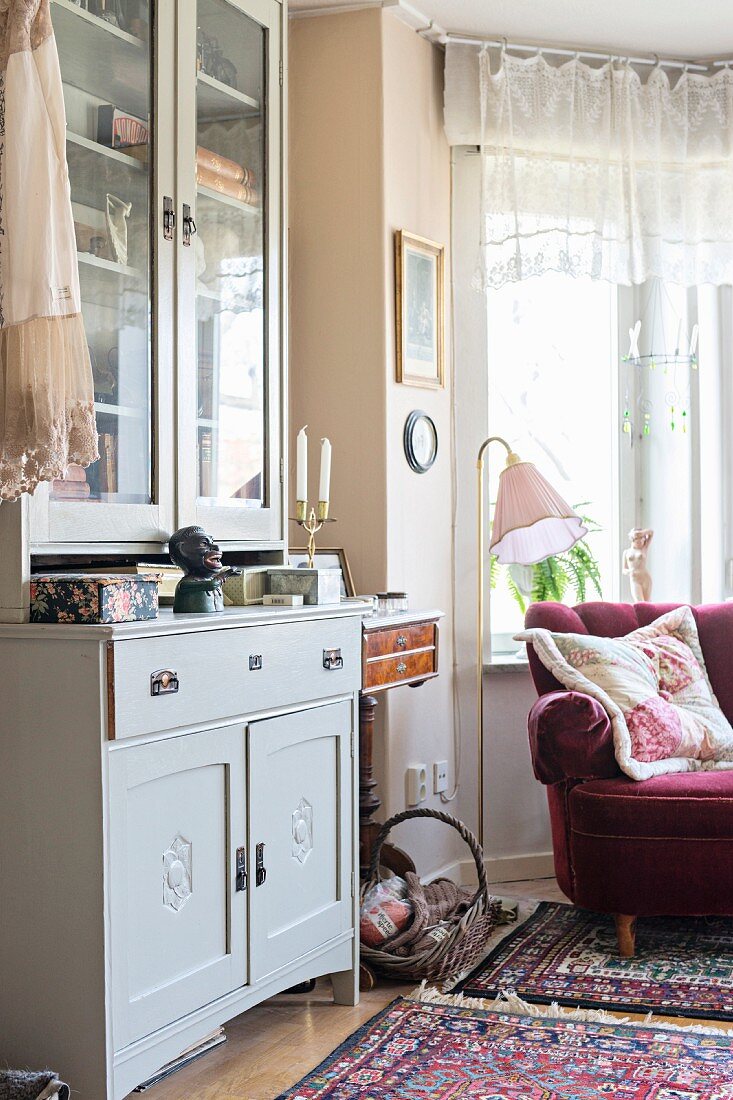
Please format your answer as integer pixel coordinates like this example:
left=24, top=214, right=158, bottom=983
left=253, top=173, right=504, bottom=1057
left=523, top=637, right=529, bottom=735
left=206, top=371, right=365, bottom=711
left=135, top=877, right=733, bottom=1100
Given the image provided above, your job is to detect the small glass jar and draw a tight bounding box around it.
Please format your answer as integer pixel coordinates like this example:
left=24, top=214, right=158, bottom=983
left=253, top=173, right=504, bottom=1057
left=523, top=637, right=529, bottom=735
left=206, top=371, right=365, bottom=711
left=376, top=591, right=408, bottom=615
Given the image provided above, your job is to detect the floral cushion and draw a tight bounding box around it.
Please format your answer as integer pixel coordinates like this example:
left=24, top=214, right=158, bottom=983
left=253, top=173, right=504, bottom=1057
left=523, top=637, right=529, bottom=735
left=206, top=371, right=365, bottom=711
left=517, top=607, right=733, bottom=780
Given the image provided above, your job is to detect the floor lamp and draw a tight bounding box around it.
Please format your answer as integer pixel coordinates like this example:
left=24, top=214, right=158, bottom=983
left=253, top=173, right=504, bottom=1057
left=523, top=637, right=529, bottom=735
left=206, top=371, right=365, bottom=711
left=476, top=437, right=587, bottom=849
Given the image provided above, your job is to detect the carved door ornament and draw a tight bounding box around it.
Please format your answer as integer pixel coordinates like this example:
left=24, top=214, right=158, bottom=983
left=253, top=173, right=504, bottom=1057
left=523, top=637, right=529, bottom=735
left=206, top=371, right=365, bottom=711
left=292, top=797, right=313, bottom=863
left=163, top=835, right=193, bottom=911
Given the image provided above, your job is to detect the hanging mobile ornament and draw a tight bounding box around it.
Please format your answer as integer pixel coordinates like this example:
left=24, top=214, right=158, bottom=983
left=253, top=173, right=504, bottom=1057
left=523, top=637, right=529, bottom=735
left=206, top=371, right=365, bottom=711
left=622, top=407, right=632, bottom=435
left=682, top=408, right=688, bottom=434
left=665, top=392, right=677, bottom=431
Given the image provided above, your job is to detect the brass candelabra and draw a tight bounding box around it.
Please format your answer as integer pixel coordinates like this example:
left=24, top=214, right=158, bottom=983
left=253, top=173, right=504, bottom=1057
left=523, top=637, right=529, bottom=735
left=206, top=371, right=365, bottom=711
left=294, top=500, right=335, bottom=568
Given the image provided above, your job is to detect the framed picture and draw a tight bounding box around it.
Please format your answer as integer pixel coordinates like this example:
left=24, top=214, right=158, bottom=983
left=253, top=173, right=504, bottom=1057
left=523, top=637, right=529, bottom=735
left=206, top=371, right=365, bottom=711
left=395, top=229, right=445, bottom=389
left=288, top=547, right=356, bottom=598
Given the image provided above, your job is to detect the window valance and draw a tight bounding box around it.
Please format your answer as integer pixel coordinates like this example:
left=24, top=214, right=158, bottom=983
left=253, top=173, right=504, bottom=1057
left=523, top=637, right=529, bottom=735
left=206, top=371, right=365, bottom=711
left=445, top=43, right=733, bottom=288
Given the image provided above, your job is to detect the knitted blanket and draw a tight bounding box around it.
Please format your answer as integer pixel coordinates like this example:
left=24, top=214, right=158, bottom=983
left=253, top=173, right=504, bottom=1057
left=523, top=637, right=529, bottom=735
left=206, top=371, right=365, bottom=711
left=384, top=874, right=477, bottom=957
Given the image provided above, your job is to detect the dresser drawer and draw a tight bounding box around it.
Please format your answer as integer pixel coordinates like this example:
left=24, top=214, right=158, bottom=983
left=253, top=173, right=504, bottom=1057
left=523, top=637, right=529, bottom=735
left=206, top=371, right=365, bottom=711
left=109, top=617, right=360, bottom=740
left=363, top=646, right=437, bottom=691
left=364, top=621, right=436, bottom=659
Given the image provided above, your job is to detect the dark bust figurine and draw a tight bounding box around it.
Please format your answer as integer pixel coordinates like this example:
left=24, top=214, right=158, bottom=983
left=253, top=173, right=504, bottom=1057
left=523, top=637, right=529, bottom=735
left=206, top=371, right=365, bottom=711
left=169, top=526, right=240, bottom=614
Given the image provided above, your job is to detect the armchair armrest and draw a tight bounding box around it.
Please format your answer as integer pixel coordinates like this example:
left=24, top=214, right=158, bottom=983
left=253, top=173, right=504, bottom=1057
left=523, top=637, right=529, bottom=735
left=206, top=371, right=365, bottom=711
left=528, top=691, right=619, bottom=784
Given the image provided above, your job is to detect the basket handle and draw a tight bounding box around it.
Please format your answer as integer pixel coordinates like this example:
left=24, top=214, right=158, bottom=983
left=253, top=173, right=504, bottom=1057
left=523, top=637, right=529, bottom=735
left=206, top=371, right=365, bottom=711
left=366, top=808, right=489, bottom=908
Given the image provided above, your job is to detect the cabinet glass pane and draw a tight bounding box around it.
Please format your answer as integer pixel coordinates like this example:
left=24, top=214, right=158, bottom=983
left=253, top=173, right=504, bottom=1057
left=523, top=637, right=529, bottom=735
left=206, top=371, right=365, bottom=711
left=195, top=0, right=266, bottom=508
left=50, top=0, right=152, bottom=505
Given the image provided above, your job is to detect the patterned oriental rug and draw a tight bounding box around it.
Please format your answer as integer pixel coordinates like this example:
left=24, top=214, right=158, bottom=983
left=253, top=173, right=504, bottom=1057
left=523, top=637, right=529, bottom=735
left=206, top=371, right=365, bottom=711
left=454, top=900, right=733, bottom=1020
left=277, top=992, right=733, bottom=1100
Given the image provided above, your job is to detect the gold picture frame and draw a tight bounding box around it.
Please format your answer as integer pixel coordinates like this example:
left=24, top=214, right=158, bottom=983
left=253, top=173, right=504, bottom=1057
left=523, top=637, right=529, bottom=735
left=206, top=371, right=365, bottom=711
left=395, top=230, right=445, bottom=389
left=288, top=547, right=356, bottom=598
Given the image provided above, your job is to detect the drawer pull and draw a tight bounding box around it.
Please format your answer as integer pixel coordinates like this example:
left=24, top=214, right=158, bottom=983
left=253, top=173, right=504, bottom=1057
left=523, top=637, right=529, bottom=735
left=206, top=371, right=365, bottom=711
left=396, top=634, right=408, bottom=648
left=255, top=842, right=267, bottom=887
left=150, top=669, right=179, bottom=696
left=235, top=846, right=247, bottom=892
left=396, top=661, right=407, bottom=674
left=249, top=654, right=263, bottom=671
left=323, top=647, right=344, bottom=670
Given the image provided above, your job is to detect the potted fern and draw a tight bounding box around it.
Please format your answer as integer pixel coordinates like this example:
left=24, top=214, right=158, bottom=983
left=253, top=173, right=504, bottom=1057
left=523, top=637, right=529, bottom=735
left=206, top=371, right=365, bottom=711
left=491, top=506, right=603, bottom=615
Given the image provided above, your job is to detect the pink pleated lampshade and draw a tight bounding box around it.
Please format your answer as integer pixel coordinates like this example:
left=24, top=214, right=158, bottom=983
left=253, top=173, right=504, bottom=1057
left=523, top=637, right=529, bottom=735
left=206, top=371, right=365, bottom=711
left=489, top=455, right=587, bottom=565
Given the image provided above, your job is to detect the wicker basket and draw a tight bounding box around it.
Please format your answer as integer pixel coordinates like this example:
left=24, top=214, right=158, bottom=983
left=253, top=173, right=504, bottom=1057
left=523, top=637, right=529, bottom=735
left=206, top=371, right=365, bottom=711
left=359, top=808, right=501, bottom=983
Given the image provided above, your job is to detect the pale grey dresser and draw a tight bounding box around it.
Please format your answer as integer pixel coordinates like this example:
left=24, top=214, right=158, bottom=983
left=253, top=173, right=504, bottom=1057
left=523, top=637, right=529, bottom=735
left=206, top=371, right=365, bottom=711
left=0, top=603, right=363, bottom=1098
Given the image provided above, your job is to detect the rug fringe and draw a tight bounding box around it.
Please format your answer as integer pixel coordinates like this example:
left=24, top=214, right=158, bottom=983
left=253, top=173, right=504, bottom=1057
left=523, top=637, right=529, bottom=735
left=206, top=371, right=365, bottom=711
left=411, top=983, right=731, bottom=1036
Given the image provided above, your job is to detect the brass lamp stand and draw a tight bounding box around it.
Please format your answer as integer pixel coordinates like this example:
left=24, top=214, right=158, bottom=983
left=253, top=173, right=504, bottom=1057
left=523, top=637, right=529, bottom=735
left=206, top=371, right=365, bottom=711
left=476, top=436, right=514, bottom=851
left=475, top=436, right=586, bottom=850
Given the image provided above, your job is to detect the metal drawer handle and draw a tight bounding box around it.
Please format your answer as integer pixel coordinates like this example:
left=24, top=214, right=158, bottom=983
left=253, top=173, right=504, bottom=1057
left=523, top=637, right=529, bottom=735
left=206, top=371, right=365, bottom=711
left=396, top=634, right=408, bottom=648
left=255, top=842, right=267, bottom=887
left=151, top=669, right=179, bottom=696
left=323, top=647, right=344, bottom=670
left=235, top=846, right=247, bottom=892
left=396, top=661, right=407, bottom=674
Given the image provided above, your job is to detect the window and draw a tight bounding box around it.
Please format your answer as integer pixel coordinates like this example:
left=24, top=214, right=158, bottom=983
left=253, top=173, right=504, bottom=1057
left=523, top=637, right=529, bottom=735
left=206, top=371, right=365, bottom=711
left=486, top=274, right=618, bottom=651
left=452, top=147, right=733, bottom=659
left=482, top=275, right=733, bottom=654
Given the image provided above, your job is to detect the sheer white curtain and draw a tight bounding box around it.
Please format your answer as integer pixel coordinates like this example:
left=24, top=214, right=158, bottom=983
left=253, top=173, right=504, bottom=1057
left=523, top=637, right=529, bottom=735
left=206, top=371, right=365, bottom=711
left=445, top=44, right=733, bottom=290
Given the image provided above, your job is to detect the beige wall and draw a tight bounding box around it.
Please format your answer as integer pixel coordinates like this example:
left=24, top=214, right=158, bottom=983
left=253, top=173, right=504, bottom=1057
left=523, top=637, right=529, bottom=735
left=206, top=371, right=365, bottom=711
left=289, top=10, right=460, bottom=874
left=288, top=10, right=388, bottom=594
left=379, top=16, right=457, bottom=871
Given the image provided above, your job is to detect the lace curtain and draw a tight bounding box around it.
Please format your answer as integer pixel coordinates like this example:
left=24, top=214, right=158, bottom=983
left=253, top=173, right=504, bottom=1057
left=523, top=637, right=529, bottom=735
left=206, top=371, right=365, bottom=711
left=444, top=43, right=733, bottom=288
left=0, top=0, right=97, bottom=501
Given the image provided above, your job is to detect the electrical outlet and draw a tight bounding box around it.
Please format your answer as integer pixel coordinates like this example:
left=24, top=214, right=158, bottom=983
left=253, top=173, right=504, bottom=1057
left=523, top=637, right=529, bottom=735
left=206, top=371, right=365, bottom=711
left=433, top=760, right=449, bottom=794
left=406, top=764, right=428, bottom=806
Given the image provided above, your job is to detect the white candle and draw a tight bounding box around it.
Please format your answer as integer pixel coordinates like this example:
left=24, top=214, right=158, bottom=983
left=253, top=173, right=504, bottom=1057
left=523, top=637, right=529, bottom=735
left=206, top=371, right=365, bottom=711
left=689, top=323, right=699, bottom=356
left=319, top=437, right=332, bottom=502
left=296, top=426, right=308, bottom=501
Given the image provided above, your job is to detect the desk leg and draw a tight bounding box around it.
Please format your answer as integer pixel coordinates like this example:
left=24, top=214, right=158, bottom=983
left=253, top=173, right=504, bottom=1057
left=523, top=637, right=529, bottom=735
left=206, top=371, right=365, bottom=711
left=359, top=694, right=380, bottom=876
left=358, top=693, right=416, bottom=879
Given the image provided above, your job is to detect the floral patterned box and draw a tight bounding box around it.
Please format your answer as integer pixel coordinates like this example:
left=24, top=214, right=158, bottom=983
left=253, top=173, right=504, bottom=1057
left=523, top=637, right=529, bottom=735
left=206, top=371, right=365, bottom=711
left=30, top=573, right=161, bottom=624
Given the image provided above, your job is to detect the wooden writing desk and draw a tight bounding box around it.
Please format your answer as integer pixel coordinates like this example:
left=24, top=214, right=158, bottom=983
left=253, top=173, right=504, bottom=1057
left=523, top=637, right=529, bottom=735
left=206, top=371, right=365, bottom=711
left=359, top=609, right=443, bottom=877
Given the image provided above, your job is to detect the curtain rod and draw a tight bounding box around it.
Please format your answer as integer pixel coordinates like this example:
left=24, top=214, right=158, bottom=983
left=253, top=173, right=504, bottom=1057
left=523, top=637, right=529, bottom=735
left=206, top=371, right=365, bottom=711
left=443, top=33, right=731, bottom=73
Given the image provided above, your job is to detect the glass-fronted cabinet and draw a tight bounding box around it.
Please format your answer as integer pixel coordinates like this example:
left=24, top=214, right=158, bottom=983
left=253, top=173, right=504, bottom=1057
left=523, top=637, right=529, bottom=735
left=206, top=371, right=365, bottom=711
left=31, top=0, right=283, bottom=549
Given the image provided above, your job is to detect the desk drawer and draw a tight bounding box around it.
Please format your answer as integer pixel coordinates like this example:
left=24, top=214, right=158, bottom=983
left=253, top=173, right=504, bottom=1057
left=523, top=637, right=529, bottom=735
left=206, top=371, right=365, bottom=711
left=363, top=647, right=437, bottom=691
left=364, top=621, right=436, bottom=659
left=109, top=617, right=360, bottom=739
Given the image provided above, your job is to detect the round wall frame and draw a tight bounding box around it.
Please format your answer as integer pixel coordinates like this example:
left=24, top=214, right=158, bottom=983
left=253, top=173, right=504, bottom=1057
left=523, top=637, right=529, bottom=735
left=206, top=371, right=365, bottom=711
left=403, top=410, right=438, bottom=474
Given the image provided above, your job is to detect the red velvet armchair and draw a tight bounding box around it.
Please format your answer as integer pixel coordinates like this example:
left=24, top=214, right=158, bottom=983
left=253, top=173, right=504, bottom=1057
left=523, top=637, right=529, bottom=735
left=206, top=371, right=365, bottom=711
left=525, top=600, right=733, bottom=957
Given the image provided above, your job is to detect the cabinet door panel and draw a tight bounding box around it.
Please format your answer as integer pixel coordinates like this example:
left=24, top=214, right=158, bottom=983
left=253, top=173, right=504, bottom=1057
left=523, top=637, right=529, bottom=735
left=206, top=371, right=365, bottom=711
left=248, top=702, right=353, bottom=981
left=176, top=0, right=283, bottom=543
left=44, top=0, right=175, bottom=545
left=109, top=725, right=246, bottom=1050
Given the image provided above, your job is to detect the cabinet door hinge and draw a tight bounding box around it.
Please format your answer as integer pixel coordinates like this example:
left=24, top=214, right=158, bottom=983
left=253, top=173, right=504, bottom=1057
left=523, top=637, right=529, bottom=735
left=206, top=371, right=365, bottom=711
left=351, top=871, right=356, bottom=898
left=279, top=457, right=284, bottom=484
left=279, top=58, right=283, bottom=87
left=350, top=729, right=355, bottom=758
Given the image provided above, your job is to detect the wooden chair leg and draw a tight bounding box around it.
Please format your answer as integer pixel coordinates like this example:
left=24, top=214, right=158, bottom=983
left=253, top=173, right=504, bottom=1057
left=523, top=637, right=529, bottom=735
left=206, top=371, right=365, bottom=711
left=614, top=913, right=637, bottom=958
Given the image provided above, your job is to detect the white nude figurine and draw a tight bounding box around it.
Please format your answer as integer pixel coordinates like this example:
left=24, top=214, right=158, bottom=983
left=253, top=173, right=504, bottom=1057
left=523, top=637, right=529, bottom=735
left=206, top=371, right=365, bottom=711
left=623, top=528, right=654, bottom=603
